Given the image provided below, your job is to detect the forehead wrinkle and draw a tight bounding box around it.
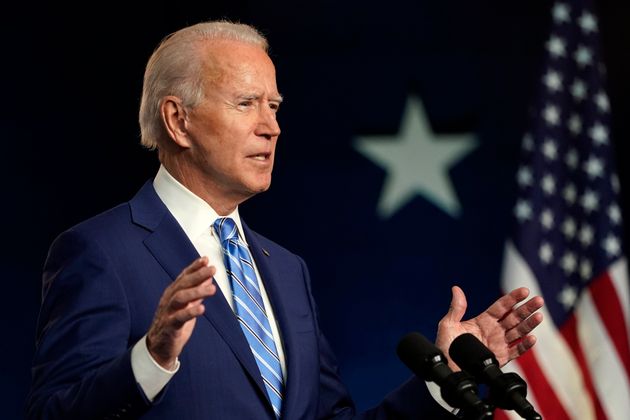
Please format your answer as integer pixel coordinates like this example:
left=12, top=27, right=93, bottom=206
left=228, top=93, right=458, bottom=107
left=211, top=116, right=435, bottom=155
left=208, top=57, right=259, bottom=98
left=200, top=40, right=279, bottom=101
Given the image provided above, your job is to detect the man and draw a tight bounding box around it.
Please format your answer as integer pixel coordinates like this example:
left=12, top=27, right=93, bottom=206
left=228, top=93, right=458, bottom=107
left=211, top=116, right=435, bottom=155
left=27, top=20, right=544, bottom=419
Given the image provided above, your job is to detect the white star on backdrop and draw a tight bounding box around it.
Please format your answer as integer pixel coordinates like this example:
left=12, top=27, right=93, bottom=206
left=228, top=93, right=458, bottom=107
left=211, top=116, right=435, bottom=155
left=579, top=224, right=594, bottom=246
left=562, top=217, right=577, bottom=239
left=547, top=36, right=567, bottom=58
left=570, top=79, right=587, bottom=101
left=558, top=285, right=578, bottom=310
left=543, top=104, right=560, bottom=125
left=574, top=46, right=593, bottom=67
left=541, top=209, right=555, bottom=230
left=578, top=12, right=598, bottom=33
left=612, top=174, right=620, bottom=193
left=583, top=155, right=604, bottom=179
left=608, top=204, right=621, bottom=224
left=595, top=91, right=610, bottom=112
left=552, top=3, right=570, bottom=24
left=542, top=139, right=558, bottom=160
left=568, top=114, right=583, bottom=135
left=589, top=123, right=609, bottom=145
left=561, top=252, right=577, bottom=274
left=354, top=96, right=478, bottom=218
left=517, top=166, right=533, bottom=187
left=515, top=200, right=533, bottom=222
left=580, top=190, right=599, bottom=212
left=603, top=235, right=621, bottom=257
left=540, top=242, right=554, bottom=264
left=542, top=174, right=557, bottom=194
left=544, top=70, right=563, bottom=92
left=565, top=149, right=579, bottom=168
left=563, top=183, right=577, bottom=204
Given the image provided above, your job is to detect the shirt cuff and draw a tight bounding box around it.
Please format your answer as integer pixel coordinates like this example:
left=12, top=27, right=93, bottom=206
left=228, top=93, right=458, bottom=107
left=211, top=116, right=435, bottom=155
left=426, top=380, right=460, bottom=415
left=130, top=335, right=180, bottom=401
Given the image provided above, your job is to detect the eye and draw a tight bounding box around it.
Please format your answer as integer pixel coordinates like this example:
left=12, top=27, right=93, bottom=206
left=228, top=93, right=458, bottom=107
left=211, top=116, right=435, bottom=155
left=269, top=102, right=281, bottom=112
left=238, top=100, right=253, bottom=108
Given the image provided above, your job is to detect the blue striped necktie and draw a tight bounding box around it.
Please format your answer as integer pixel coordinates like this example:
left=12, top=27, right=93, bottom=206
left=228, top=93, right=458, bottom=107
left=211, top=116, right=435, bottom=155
left=214, top=217, right=284, bottom=418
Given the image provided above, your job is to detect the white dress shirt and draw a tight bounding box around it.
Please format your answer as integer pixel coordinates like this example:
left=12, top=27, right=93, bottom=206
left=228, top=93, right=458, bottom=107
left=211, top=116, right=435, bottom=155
left=130, top=167, right=455, bottom=415
left=130, top=165, right=287, bottom=401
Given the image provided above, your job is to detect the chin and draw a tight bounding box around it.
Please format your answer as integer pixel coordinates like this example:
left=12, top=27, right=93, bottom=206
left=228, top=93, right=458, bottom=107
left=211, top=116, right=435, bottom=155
left=254, top=176, right=272, bottom=192
left=241, top=180, right=271, bottom=197
left=237, top=171, right=272, bottom=194
left=254, top=183, right=271, bottom=193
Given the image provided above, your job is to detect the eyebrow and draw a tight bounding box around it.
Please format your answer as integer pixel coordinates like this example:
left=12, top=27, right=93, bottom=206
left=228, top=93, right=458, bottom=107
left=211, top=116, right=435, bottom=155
left=238, top=93, right=284, bottom=103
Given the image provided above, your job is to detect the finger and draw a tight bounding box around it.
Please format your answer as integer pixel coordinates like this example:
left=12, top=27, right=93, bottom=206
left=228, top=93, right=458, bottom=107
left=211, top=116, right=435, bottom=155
left=170, top=279, right=216, bottom=310
left=159, top=264, right=215, bottom=309
left=182, top=256, right=209, bottom=275
left=485, top=287, right=531, bottom=320
left=443, top=285, right=467, bottom=324
left=170, top=301, right=206, bottom=329
left=172, top=264, right=216, bottom=291
left=506, top=334, right=538, bottom=362
left=177, top=257, right=212, bottom=282
left=499, top=295, right=545, bottom=330
left=505, top=312, right=544, bottom=343
left=161, top=258, right=210, bottom=296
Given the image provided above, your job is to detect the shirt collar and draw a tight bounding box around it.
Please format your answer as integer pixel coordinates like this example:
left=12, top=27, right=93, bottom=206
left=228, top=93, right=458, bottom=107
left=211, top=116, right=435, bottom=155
left=153, top=164, right=246, bottom=243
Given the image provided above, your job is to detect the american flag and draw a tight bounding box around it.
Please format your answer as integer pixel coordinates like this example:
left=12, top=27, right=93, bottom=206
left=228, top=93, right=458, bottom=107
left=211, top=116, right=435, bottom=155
left=498, top=1, right=630, bottom=419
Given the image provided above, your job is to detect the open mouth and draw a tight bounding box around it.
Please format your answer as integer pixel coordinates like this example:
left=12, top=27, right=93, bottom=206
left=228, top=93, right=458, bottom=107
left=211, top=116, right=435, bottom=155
left=249, top=153, right=271, bottom=161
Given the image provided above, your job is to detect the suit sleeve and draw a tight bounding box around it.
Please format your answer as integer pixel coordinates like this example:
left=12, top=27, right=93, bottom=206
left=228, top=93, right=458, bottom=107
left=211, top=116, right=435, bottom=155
left=297, top=257, right=457, bottom=420
left=26, top=228, right=153, bottom=420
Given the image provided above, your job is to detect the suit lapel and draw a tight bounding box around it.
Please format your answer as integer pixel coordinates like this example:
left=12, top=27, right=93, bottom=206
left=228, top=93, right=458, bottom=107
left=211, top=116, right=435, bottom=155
left=129, top=182, right=270, bottom=405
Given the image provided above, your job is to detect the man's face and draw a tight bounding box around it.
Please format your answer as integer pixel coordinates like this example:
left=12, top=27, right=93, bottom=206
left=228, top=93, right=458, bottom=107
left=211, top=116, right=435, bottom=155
left=184, top=40, right=282, bottom=206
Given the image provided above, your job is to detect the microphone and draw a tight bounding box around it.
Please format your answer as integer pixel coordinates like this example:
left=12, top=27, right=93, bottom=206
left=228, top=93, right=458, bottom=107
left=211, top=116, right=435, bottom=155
left=449, top=333, right=542, bottom=420
left=397, top=332, right=493, bottom=419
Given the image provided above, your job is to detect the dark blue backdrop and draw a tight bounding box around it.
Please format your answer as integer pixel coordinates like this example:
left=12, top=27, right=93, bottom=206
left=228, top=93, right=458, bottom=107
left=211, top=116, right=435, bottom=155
left=2, top=1, right=628, bottom=418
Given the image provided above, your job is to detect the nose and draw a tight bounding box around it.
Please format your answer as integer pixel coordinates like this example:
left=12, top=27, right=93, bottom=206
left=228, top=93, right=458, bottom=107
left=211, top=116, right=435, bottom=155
left=255, top=105, right=281, bottom=140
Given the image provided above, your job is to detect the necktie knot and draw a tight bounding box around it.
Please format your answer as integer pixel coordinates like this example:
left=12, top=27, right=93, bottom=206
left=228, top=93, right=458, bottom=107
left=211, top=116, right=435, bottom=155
left=214, top=217, right=239, bottom=244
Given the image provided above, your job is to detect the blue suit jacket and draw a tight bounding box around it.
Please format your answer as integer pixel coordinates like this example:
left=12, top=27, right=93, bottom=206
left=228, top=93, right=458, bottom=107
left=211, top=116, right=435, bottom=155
left=27, top=181, right=441, bottom=419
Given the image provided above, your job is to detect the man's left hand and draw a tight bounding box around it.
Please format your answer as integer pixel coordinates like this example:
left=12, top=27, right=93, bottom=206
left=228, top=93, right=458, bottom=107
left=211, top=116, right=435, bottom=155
left=435, top=285, right=544, bottom=370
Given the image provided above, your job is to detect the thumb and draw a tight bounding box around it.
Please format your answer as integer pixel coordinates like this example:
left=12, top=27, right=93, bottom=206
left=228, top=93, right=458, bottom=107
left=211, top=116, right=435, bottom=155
left=444, top=285, right=467, bottom=324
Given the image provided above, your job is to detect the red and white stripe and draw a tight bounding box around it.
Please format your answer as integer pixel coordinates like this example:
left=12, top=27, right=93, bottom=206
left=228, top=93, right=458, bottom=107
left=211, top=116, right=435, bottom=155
left=498, top=241, right=630, bottom=420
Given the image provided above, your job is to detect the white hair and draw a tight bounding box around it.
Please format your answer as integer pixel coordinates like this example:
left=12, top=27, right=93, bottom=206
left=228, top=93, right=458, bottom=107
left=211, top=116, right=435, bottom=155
left=138, top=20, right=269, bottom=150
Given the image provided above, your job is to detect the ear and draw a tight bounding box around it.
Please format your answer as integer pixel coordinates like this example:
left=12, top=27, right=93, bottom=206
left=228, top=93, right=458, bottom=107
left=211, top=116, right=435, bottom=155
left=160, top=95, right=192, bottom=148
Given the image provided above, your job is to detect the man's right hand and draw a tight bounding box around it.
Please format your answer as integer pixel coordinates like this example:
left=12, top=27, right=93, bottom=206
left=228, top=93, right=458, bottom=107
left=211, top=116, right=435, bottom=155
left=147, top=256, right=217, bottom=369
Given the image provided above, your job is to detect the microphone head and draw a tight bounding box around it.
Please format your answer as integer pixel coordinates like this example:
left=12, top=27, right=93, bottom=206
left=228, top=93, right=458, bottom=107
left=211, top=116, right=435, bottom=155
left=450, top=334, right=541, bottom=418
left=449, top=333, right=498, bottom=377
left=396, top=332, right=445, bottom=380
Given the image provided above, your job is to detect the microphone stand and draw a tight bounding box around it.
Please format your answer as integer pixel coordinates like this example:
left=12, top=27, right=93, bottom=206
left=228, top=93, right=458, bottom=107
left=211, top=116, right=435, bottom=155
left=440, top=371, right=493, bottom=420
left=485, top=372, right=541, bottom=420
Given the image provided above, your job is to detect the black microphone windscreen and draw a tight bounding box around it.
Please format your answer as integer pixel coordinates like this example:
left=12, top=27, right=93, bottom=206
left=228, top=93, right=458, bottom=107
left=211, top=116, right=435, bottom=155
left=449, top=333, right=497, bottom=375
left=450, top=334, right=542, bottom=419
left=396, top=332, right=442, bottom=380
